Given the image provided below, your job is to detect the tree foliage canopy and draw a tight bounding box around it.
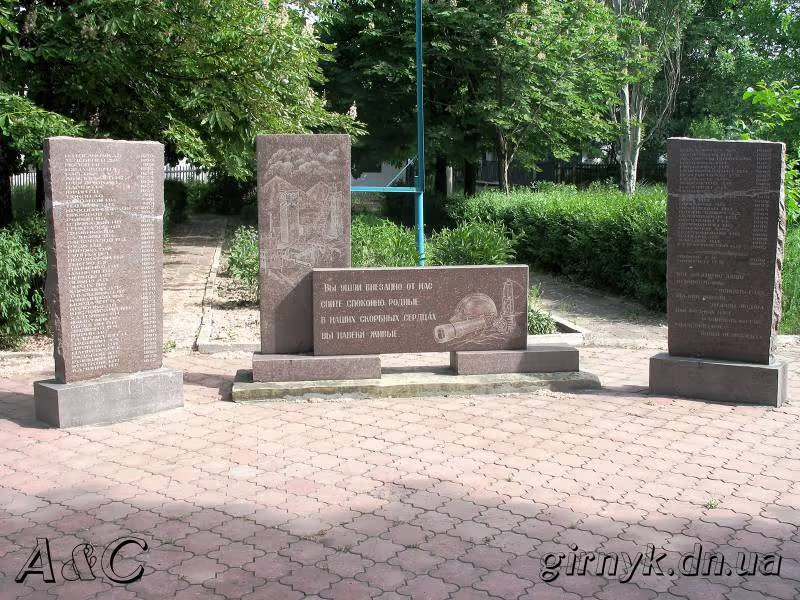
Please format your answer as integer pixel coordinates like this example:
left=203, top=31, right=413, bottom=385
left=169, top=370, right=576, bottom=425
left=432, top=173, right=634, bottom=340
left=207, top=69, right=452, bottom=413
left=322, top=0, right=641, bottom=191
left=0, top=0, right=356, bottom=177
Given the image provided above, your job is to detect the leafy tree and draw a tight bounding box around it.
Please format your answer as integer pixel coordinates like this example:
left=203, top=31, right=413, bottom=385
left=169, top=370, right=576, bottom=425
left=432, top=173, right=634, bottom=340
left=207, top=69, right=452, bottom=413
left=323, top=0, right=636, bottom=194
left=665, top=0, right=800, bottom=143
left=607, top=0, right=697, bottom=194
left=740, top=80, right=800, bottom=223
left=454, top=0, right=635, bottom=192
left=0, top=0, right=356, bottom=227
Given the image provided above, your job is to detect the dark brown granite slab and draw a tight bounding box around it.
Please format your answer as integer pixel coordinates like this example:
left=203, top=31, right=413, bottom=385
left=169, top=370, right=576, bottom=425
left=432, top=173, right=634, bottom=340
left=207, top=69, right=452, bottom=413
left=257, top=135, right=351, bottom=354
left=44, top=137, right=165, bottom=383
left=313, top=266, right=528, bottom=355
left=666, top=138, right=786, bottom=364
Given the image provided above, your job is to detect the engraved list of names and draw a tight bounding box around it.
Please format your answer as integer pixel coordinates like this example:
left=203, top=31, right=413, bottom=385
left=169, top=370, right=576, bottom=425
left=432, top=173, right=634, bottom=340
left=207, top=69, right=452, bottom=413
left=666, top=138, right=785, bottom=364
left=44, top=137, right=165, bottom=383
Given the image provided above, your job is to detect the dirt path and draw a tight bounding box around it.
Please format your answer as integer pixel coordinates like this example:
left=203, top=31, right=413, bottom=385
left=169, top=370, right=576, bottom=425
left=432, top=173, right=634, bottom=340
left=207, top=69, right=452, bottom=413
left=163, top=214, right=229, bottom=349
left=531, top=271, right=668, bottom=348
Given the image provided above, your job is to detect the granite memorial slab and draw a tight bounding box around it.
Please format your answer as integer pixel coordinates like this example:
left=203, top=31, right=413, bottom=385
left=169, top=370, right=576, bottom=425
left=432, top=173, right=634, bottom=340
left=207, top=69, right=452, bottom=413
left=665, top=138, right=785, bottom=363
left=257, top=134, right=351, bottom=355
left=313, top=266, right=529, bottom=355
left=451, top=344, right=579, bottom=375
left=34, top=137, right=183, bottom=427
left=252, top=353, right=381, bottom=382
left=650, top=137, right=787, bottom=406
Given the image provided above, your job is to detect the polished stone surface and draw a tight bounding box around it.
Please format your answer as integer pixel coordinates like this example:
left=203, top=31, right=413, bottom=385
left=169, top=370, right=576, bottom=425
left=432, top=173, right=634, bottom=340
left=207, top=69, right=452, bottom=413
left=252, top=353, right=381, bottom=382
left=44, top=137, right=165, bottom=383
left=451, top=344, right=579, bottom=375
left=313, top=266, right=528, bottom=355
left=666, top=138, right=786, bottom=364
left=257, top=135, right=351, bottom=354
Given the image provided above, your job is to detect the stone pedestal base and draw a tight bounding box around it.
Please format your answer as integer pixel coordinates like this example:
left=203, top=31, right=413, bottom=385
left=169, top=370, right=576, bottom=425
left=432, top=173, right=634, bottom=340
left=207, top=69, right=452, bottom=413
left=34, top=367, right=184, bottom=428
left=649, top=353, right=787, bottom=407
left=252, top=353, right=381, bottom=382
left=451, top=344, right=579, bottom=375
left=232, top=369, right=600, bottom=402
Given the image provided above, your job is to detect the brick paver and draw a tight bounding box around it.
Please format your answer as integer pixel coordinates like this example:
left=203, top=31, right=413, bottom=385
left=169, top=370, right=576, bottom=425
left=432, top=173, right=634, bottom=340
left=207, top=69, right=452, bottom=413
left=1, top=347, right=799, bottom=599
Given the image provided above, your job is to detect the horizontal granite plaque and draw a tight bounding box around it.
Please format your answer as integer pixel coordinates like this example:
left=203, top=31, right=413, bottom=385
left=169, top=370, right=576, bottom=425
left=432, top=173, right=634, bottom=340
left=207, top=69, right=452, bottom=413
left=313, top=266, right=528, bottom=355
left=257, top=134, right=351, bottom=354
left=666, top=138, right=785, bottom=364
left=44, top=137, right=165, bottom=383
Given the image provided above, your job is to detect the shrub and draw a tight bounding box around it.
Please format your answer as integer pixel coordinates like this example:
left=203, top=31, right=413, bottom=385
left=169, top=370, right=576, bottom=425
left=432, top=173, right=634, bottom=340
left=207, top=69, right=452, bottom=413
left=450, top=184, right=669, bottom=311
left=352, top=215, right=419, bottom=267
left=199, top=173, right=257, bottom=216
left=164, top=180, right=189, bottom=226
left=427, top=220, right=515, bottom=266
left=185, top=178, right=214, bottom=213
left=0, top=215, right=48, bottom=349
left=781, top=227, right=800, bottom=333
left=528, top=285, right=557, bottom=335
left=225, top=225, right=260, bottom=297
left=11, top=184, right=36, bottom=219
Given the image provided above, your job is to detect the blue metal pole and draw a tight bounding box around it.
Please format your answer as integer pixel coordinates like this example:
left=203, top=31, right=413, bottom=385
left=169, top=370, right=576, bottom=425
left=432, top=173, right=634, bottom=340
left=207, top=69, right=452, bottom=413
left=415, top=0, right=426, bottom=266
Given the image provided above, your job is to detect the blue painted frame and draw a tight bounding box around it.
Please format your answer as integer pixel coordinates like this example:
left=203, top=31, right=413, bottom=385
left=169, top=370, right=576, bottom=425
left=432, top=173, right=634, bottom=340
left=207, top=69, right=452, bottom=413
left=351, top=0, right=426, bottom=266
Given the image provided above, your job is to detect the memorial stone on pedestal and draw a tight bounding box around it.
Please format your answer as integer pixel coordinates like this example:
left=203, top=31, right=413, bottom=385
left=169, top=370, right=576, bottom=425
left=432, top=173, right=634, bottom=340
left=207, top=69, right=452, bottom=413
left=33, top=137, right=183, bottom=427
left=251, top=134, right=380, bottom=381
left=649, top=138, right=788, bottom=406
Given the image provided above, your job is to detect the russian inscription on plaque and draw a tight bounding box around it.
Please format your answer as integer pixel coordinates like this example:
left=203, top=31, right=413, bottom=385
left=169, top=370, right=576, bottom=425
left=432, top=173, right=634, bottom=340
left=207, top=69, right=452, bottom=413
left=257, top=134, right=351, bottom=354
left=313, top=266, right=529, bottom=355
left=44, top=137, right=165, bottom=382
left=666, top=138, right=786, bottom=364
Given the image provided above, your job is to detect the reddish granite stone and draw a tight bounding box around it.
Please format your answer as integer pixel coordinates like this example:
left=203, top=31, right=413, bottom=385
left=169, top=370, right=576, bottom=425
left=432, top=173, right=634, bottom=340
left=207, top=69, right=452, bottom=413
left=313, top=266, right=528, bottom=355
left=252, top=353, right=381, bottom=382
left=257, top=135, right=350, bottom=354
left=450, top=344, right=579, bottom=375
left=43, top=137, right=165, bottom=383
left=665, top=138, right=786, bottom=364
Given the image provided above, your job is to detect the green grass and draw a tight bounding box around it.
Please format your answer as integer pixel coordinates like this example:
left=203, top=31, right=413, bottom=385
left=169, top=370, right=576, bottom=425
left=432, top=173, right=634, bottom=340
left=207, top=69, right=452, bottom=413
left=528, top=285, right=557, bottom=335
left=781, top=227, right=800, bottom=333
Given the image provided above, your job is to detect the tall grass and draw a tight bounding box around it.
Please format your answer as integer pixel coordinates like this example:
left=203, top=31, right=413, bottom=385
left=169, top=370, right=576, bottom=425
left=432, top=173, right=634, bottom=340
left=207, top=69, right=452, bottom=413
left=781, top=227, right=800, bottom=333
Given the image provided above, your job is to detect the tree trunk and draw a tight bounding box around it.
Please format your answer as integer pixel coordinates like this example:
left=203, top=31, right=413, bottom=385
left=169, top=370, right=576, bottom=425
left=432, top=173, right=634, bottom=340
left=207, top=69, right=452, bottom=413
left=0, top=136, right=14, bottom=228
left=617, top=81, right=642, bottom=195
left=494, top=127, right=510, bottom=193
left=35, top=169, right=45, bottom=213
left=464, top=159, right=477, bottom=197
left=434, top=155, right=448, bottom=197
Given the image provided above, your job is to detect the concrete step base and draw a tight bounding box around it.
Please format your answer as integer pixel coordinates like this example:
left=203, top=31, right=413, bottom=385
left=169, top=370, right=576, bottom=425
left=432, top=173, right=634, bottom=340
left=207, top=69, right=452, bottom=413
left=231, top=368, right=600, bottom=402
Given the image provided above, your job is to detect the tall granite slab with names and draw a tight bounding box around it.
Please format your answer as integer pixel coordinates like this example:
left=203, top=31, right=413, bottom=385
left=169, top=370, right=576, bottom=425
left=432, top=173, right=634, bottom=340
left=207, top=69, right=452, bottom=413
left=650, top=138, right=788, bottom=406
left=256, top=134, right=351, bottom=355
left=33, top=137, right=183, bottom=427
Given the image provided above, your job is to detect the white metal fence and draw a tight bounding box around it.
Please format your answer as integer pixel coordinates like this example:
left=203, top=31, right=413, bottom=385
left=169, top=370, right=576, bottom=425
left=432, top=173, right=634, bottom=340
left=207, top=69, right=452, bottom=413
left=163, top=165, right=210, bottom=183
left=10, top=165, right=209, bottom=188
left=10, top=172, right=36, bottom=188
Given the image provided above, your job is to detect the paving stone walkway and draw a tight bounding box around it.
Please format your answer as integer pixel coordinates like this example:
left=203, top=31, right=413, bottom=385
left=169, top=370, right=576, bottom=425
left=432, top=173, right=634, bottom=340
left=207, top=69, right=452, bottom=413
left=1, top=348, right=799, bottom=600
left=2, top=217, right=800, bottom=599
